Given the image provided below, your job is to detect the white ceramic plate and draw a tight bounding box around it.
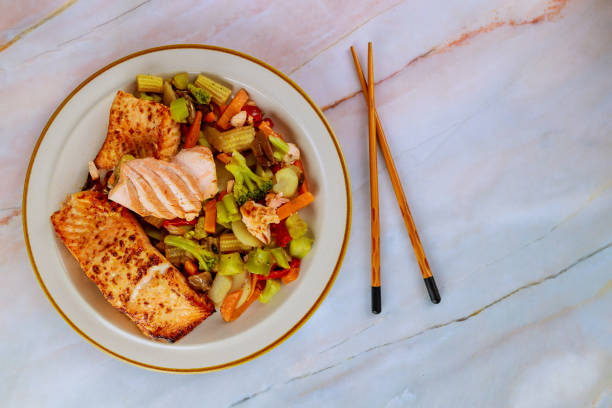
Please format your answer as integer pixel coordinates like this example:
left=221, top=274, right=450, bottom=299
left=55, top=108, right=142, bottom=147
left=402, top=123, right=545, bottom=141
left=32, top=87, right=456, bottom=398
left=23, top=45, right=351, bottom=373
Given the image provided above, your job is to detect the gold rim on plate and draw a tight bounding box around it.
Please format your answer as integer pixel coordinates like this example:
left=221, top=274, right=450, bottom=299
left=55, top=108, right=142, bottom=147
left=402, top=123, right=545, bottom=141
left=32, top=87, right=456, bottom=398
left=22, top=44, right=352, bottom=373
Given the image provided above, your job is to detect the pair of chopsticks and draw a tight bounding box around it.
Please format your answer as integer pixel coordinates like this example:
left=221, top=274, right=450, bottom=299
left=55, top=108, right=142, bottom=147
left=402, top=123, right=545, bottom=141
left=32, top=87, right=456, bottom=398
left=351, top=43, right=441, bottom=313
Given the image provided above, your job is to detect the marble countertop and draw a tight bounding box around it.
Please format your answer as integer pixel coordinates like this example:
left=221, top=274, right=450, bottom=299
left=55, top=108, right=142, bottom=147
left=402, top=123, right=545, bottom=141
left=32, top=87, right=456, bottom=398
left=2, top=0, right=611, bottom=406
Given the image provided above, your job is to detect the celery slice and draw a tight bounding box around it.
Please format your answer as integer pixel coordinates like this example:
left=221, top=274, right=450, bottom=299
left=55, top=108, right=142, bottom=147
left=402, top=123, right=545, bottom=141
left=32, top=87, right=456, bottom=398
left=259, top=279, right=281, bottom=304
left=289, top=236, right=313, bottom=259
left=172, top=72, right=189, bottom=90
left=245, top=248, right=273, bottom=275
left=218, top=252, right=244, bottom=276
left=285, top=213, right=308, bottom=239
left=170, top=98, right=189, bottom=123
left=270, top=248, right=290, bottom=269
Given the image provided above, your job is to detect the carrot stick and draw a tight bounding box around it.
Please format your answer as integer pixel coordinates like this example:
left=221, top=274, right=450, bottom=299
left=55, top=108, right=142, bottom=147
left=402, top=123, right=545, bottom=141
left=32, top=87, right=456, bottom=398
left=276, top=192, right=315, bottom=220
left=219, top=290, right=241, bottom=322
left=216, top=152, right=231, bottom=164
left=183, top=111, right=202, bottom=148
left=281, top=261, right=300, bottom=284
left=220, top=278, right=263, bottom=322
left=204, top=111, right=217, bottom=123
left=281, top=268, right=299, bottom=284
left=217, top=89, right=249, bottom=130
left=204, top=199, right=217, bottom=233
left=229, top=282, right=263, bottom=321
left=258, top=120, right=284, bottom=140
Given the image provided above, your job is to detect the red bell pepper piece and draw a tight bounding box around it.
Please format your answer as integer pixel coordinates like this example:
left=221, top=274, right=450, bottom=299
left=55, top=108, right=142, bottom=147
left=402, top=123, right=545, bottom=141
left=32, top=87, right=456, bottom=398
left=270, top=219, right=291, bottom=247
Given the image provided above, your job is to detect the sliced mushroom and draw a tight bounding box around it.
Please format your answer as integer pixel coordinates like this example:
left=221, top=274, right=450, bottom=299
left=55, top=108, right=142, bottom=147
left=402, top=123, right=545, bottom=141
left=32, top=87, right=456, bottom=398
left=188, top=271, right=213, bottom=292
left=162, top=81, right=177, bottom=106
left=251, top=131, right=276, bottom=167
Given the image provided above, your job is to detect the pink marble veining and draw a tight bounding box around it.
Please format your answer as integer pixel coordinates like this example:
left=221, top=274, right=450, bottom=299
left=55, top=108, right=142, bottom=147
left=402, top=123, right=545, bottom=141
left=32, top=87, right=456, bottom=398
left=0, top=0, right=68, bottom=42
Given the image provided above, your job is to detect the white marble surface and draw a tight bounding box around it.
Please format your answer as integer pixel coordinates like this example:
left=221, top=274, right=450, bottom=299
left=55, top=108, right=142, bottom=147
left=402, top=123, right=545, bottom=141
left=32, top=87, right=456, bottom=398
left=2, top=0, right=612, bottom=406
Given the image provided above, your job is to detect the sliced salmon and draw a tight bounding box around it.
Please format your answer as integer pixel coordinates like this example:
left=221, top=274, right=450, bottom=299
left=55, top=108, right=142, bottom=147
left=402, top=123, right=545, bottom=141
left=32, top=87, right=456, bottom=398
left=121, top=164, right=176, bottom=219
left=108, top=158, right=204, bottom=221
left=129, top=159, right=186, bottom=219
left=173, top=146, right=218, bottom=200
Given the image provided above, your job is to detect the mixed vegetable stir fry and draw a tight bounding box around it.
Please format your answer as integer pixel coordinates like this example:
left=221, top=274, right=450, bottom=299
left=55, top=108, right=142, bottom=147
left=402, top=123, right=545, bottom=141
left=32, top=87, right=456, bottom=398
left=87, top=72, right=315, bottom=322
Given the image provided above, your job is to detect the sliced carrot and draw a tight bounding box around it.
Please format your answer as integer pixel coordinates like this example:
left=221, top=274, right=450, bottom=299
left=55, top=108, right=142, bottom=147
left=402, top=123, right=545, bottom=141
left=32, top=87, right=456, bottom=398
left=203, top=199, right=217, bottom=233
left=282, top=268, right=299, bottom=285
left=258, top=120, right=284, bottom=140
left=281, top=258, right=301, bottom=284
left=220, top=278, right=263, bottom=322
left=183, top=260, right=199, bottom=276
left=183, top=111, right=202, bottom=149
left=204, top=111, right=217, bottom=123
left=294, top=159, right=309, bottom=194
left=216, top=152, right=231, bottom=164
left=276, top=192, right=315, bottom=220
left=217, top=89, right=249, bottom=130
left=220, top=290, right=241, bottom=322
left=229, top=280, right=264, bottom=321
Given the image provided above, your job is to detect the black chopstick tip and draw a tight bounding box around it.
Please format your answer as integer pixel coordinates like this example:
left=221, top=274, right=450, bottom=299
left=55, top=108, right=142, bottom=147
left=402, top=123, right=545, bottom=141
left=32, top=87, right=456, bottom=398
left=371, top=286, right=381, bottom=314
left=424, top=276, right=441, bottom=304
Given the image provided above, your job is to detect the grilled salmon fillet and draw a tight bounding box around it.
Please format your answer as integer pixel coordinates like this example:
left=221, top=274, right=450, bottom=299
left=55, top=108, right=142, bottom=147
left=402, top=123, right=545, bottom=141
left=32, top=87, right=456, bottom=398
left=51, top=191, right=213, bottom=342
left=94, top=91, right=181, bottom=170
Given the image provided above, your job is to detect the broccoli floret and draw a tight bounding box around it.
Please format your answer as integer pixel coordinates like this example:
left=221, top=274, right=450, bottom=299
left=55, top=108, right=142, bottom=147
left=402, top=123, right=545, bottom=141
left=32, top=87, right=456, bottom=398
left=226, top=151, right=274, bottom=205
left=164, top=235, right=217, bottom=271
left=188, top=84, right=211, bottom=105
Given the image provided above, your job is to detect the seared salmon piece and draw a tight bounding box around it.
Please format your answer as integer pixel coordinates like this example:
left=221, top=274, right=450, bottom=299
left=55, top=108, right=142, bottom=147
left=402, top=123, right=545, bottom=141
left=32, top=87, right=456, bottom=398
left=50, top=191, right=214, bottom=342
left=94, top=91, right=181, bottom=170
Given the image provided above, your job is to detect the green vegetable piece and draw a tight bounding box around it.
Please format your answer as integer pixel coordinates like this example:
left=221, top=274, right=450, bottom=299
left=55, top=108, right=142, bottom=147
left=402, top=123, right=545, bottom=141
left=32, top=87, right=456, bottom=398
left=270, top=247, right=290, bottom=269
left=216, top=201, right=230, bottom=228
left=269, top=135, right=289, bottom=155
left=269, top=135, right=289, bottom=161
left=172, top=72, right=189, bottom=90
left=164, top=235, right=217, bottom=271
left=289, top=236, right=313, bottom=259
left=139, top=92, right=154, bottom=101
left=255, top=164, right=273, bottom=179
left=218, top=252, right=244, bottom=276
left=170, top=98, right=189, bottom=123
left=285, top=213, right=308, bottom=239
left=183, top=230, right=195, bottom=240
left=231, top=220, right=262, bottom=248
left=193, top=216, right=207, bottom=239
left=222, top=194, right=239, bottom=217
left=273, top=167, right=299, bottom=197
left=225, top=150, right=274, bottom=206
left=259, top=279, right=281, bottom=304
left=144, top=226, right=164, bottom=241
left=139, top=92, right=162, bottom=102
left=245, top=248, right=273, bottom=276
left=111, top=154, right=135, bottom=186
left=188, top=83, right=211, bottom=105
left=198, top=130, right=211, bottom=148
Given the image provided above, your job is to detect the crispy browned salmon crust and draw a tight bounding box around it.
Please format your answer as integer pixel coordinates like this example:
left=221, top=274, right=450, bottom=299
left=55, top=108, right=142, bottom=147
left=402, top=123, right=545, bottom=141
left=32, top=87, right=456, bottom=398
left=94, top=91, right=181, bottom=170
left=51, top=191, right=213, bottom=342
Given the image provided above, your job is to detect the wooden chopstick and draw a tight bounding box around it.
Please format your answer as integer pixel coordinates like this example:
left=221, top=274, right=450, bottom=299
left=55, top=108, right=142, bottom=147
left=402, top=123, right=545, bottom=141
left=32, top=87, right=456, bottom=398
left=367, top=42, right=381, bottom=314
left=351, top=45, right=441, bottom=304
